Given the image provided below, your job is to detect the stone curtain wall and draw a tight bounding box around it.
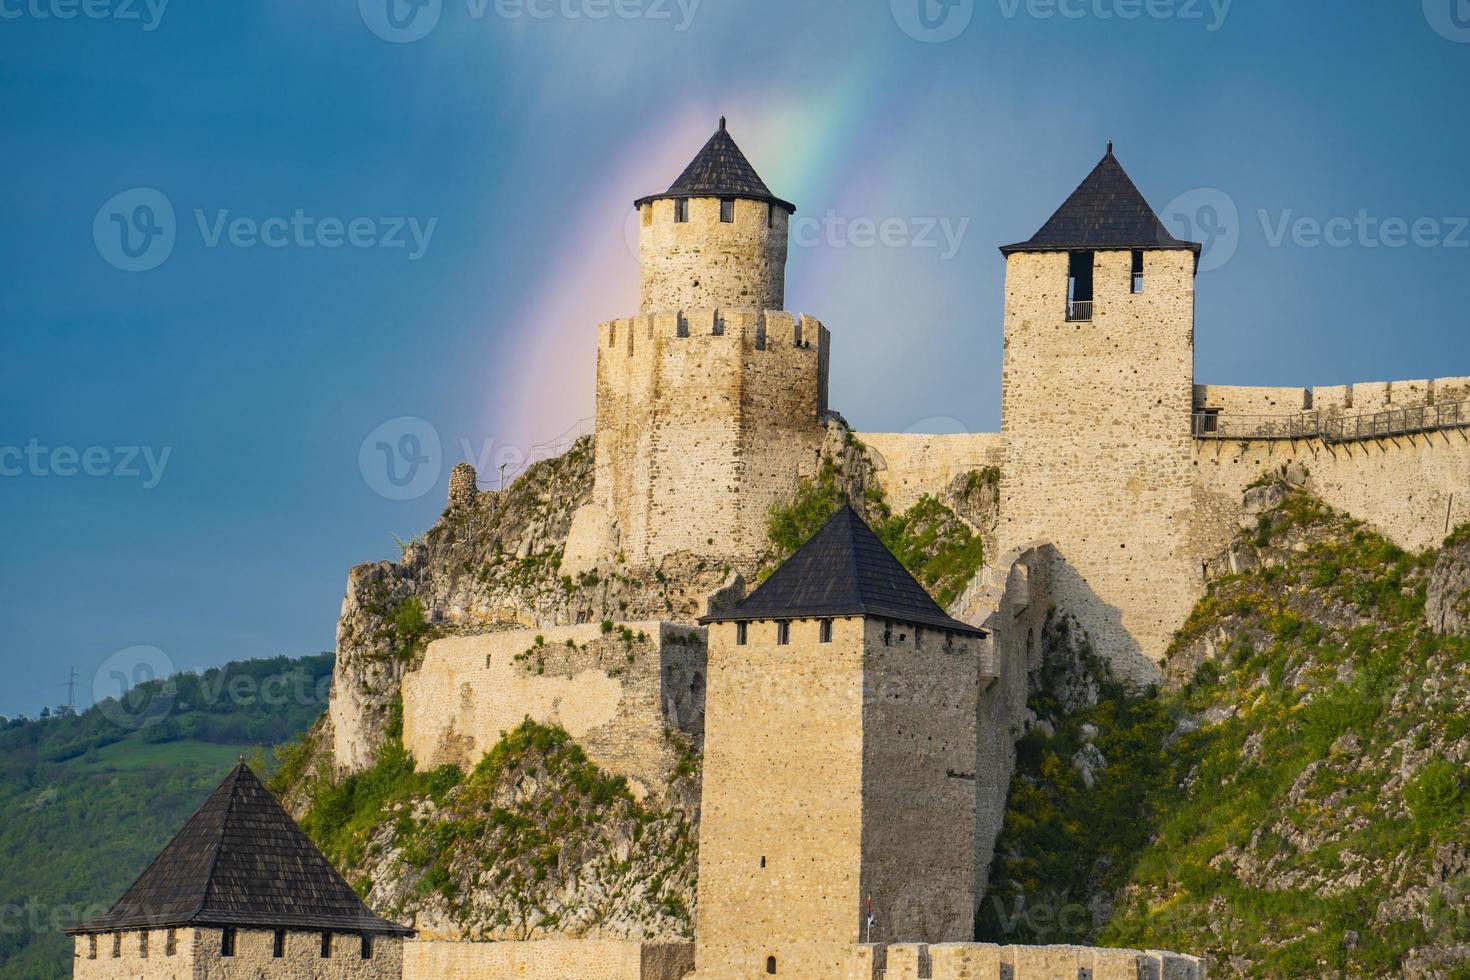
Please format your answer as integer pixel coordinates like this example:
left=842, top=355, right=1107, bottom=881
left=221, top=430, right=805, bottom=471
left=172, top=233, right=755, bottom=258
left=638, top=197, right=787, bottom=314
left=695, top=617, right=868, bottom=980
left=592, top=309, right=828, bottom=569
left=1196, top=376, right=1470, bottom=417
left=401, top=622, right=705, bottom=798
left=856, top=433, right=1004, bottom=516
left=885, top=942, right=1205, bottom=980
left=859, top=618, right=983, bottom=949
left=998, top=249, right=1199, bottom=679
left=74, top=929, right=404, bottom=980
left=404, top=938, right=693, bottom=980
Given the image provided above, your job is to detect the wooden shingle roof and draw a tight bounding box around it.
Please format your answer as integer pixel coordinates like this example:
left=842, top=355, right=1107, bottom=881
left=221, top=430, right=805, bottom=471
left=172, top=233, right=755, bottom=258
left=702, top=504, right=984, bottom=636
left=634, top=117, right=796, bottom=213
left=1001, top=145, right=1200, bottom=255
left=66, top=763, right=413, bottom=936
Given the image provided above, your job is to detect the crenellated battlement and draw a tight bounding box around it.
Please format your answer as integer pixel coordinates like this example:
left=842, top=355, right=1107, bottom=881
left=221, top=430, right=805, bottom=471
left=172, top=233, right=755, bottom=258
left=597, top=309, right=825, bottom=354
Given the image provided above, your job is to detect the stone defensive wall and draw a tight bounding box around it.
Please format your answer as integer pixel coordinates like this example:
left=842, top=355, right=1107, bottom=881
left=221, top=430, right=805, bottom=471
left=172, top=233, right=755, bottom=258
left=637, top=195, right=788, bottom=314
left=401, top=622, right=705, bottom=798
left=405, top=938, right=694, bottom=980
left=857, top=432, right=1004, bottom=515
left=593, top=308, right=830, bottom=568
left=883, top=942, right=1205, bottom=980
left=1192, top=377, right=1470, bottom=557
left=956, top=542, right=1057, bottom=899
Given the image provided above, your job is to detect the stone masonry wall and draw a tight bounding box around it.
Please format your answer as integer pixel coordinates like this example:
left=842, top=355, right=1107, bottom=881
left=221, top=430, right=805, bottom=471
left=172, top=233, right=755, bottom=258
left=593, top=309, right=828, bottom=570
left=695, top=616, right=867, bottom=980
left=403, top=938, right=693, bottom=980
left=999, top=249, right=1198, bottom=679
left=401, top=622, right=705, bottom=798
left=856, top=432, right=1004, bottom=515
left=860, top=617, right=985, bottom=949
left=638, top=197, right=787, bottom=314
left=73, top=928, right=404, bottom=980
left=885, top=942, right=1205, bottom=979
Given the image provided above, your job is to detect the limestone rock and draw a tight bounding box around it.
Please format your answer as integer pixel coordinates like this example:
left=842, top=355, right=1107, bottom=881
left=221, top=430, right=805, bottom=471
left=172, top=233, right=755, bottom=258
left=1426, top=529, right=1470, bottom=635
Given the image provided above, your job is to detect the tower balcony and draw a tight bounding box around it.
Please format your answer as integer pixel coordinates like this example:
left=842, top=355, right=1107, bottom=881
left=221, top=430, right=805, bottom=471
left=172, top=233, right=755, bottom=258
left=1065, top=299, right=1093, bottom=322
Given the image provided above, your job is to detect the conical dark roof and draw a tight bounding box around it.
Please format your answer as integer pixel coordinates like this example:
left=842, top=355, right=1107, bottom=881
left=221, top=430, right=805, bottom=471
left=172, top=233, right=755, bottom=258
left=67, top=763, right=413, bottom=936
left=702, top=504, right=984, bottom=635
left=634, top=117, right=796, bottom=213
left=1001, top=145, right=1200, bottom=255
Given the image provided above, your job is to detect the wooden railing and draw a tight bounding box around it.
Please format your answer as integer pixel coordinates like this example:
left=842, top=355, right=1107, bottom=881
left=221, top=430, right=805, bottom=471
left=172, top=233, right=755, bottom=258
left=1193, top=401, right=1470, bottom=444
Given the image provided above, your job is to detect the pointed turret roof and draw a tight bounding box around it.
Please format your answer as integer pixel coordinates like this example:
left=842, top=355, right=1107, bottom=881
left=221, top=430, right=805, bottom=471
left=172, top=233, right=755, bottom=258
left=702, top=504, right=984, bottom=635
left=1001, top=144, right=1200, bottom=255
left=66, top=762, right=413, bottom=936
left=634, top=117, right=796, bottom=213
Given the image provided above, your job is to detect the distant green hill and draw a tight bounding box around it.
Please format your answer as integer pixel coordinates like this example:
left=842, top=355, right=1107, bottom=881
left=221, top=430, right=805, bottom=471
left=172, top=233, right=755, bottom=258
left=0, top=653, right=332, bottom=980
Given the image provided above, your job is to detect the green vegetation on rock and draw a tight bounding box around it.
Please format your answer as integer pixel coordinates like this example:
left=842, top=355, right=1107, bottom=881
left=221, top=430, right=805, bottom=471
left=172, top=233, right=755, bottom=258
left=981, top=488, right=1470, bottom=978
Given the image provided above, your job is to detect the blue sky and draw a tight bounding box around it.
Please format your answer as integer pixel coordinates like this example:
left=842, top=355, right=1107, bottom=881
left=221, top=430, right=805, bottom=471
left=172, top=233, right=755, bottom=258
left=2, top=0, right=1467, bottom=717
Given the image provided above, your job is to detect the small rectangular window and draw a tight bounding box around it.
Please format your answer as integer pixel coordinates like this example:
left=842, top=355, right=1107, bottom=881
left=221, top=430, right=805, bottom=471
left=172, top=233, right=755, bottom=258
left=674, top=199, right=689, bottom=223
left=166, top=930, right=176, bottom=957
left=720, top=198, right=734, bottom=222
left=1131, top=249, right=1144, bottom=293
left=112, top=933, right=121, bottom=958
left=736, top=622, right=747, bottom=645
left=273, top=929, right=286, bottom=958
left=88, top=935, right=97, bottom=960
left=776, top=621, right=790, bottom=645
left=882, top=622, right=893, bottom=647
left=819, top=619, right=833, bottom=643
left=915, top=626, right=923, bottom=651
left=1067, top=250, right=1095, bottom=321
left=139, top=932, right=148, bottom=959
left=767, top=203, right=775, bottom=228
left=221, top=928, right=236, bottom=958
left=361, top=933, right=373, bottom=960
left=320, top=932, right=332, bottom=959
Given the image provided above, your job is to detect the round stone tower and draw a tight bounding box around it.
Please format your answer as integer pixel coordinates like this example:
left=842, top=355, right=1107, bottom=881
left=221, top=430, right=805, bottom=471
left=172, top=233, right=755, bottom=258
left=633, top=117, right=795, bottom=314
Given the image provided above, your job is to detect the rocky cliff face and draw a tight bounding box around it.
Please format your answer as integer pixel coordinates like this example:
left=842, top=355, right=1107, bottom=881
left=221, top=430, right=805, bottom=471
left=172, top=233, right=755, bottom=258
left=325, top=436, right=737, bottom=775
left=1427, top=526, right=1470, bottom=636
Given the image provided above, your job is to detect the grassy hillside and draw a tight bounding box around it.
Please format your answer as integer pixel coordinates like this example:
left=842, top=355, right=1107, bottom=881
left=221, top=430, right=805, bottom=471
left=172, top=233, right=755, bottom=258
left=980, top=490, right=1470, bottom=978
left=0, top=654, right=332, bottom=979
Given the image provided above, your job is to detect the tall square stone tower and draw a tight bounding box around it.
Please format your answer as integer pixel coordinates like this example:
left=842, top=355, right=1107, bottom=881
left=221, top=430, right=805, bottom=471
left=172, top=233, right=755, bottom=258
left=695, top=506, right=990, bottom=978
left=582, top=119, right=831, bottom=573
left=997, top=146, right=1202, bottom=676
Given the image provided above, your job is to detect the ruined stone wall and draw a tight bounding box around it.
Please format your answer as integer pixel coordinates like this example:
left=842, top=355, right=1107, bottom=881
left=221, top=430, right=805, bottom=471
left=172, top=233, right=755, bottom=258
left=998, top=249, right=1198, bottom=678
left=859, top=619, right=983, bottom=947
left=401, top=622, right=704, bottom=798
left=960, top=543, right=1056, bottom=898
left=592, top=310, right=827, bottom=570
left=73, top=929, right=404, bottom=980
left=403, top=938, right=693, bottom=980
left=885, top=942, right=1204, bottom=979
left=695, top=617, right=867, bottom=980
left=638, top=197, right=787, bottom=314
left=856, top=432, right=1004, bottom=516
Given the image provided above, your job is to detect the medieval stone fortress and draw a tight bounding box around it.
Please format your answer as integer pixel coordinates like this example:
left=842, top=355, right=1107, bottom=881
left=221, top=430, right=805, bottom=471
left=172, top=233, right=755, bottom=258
left=73, top=120, right=1468, bottom=979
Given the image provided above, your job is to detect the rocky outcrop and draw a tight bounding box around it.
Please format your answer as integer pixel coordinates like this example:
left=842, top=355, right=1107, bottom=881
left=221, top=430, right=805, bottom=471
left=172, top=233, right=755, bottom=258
left=1426, top=527, right=1470, bottom=635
